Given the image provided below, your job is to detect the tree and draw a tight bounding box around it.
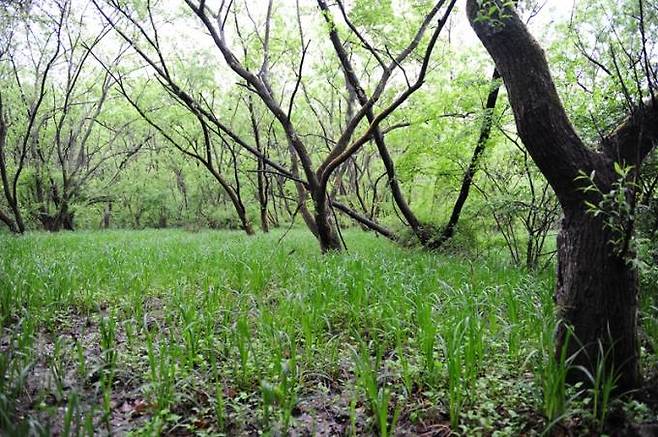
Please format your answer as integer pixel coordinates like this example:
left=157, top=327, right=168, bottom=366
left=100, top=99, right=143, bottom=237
left=180, top=0, right=456, bottom=252
left=27, top=17, right=134, bottom=231
left=467, top=0, right=658, bottom=390
left=94, top=0, right=456, bottom=251
left=0, top=1, right=65, bottom=233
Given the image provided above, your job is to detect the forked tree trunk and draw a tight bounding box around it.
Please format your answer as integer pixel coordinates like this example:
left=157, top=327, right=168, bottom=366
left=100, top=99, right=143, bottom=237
left=317, top=0, right=428, bottom=248
left=467, top=0, right=658, bottom=391
left=206, top=166, right=255, bottom=236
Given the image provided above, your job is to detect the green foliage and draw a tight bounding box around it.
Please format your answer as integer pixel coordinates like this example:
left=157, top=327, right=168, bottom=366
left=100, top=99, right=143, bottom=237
left=577, top=163, right=639, bottom=259
left=0, top=229, right=553, bottom=433
left=1, top=229, right=651, bottom=434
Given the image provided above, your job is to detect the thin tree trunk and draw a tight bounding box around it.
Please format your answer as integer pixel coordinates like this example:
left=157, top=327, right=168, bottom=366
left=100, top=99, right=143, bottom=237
left=288, top=143, right=320, bottom=238
left=258, top=155, right=269, bottom=233
left=431, top=69, right=501, bottom=249
left=207, top=166, right=254, bottom=235
left=102, top=202, right=112, bottom=229
left=247, top=97, right=269, bottom=233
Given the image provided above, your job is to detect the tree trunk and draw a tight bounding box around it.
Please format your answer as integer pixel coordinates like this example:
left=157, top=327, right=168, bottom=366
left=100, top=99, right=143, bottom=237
left=158, top=208, right=167, bottom=228
left=238, top=205, right=255, bottom=235
left=61, top=207, right=75, bottom=231
left=288, top=143, right=321, bottom=238
left=39, top=204, right=75, bottom=232
left=432, top=69, right=501, bottom=250
left=466, top=0, right=658, bottom=391
left=102, top=202, right=112, bottom=229
left=206, top=166, right=254, bottom=236
left=0, top=208, right=18, bottom=233
left=555, top=209, right=640, bottom=390
left=317, top=0, right=428, bottom=247
left=247, top=97, right=269, bottom=233
left=257, top=154, right=269, bottom=233
left=312, top=190, right=342, bottom=252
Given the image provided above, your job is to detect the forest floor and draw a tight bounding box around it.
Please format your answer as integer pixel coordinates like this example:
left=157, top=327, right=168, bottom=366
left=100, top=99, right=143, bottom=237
left=1, top=229, right=657, bottom=436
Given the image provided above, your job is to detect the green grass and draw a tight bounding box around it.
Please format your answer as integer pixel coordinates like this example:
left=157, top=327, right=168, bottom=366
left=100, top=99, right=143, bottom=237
left=0, top=229, right=655, bottom=435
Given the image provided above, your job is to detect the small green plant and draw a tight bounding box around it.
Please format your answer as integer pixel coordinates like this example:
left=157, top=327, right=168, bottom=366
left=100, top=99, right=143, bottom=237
left=577, top=339, right=621, bottom=432
left=234, top=314, right=252, bottom=385
left=444, top=320, right=467, bottom=429
left=577, top=163, right=639, bottom=259
left=353, top=342, right=401, bottom=437
left=504, top=287, right=522, bottom=362
left=416, top=299, right=437, bottom=379
left=49, top=336, right=67, bottom=401
left=349, top=391, right=358, bottom=437
left=396, top=344, right=414, bottom=396
left=145, top=330, right=176, bottom=413
left=259, top=336, right=299, bottom=432
left=0, top=229, right=580, bottom=434
left=99, top=314, right=118, bottom=432
left=62, top=392, right=80, bottom=437
left=537, top=324, right=578, bottom=432
left=74, top=339, right=88, bottom=383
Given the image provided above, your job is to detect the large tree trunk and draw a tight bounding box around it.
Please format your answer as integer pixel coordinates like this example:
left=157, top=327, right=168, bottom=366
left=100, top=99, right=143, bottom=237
left=466, top=0, right=658, bottom=391
left=556, top=208, right=641, bottom=390
left=61, top=208, right=75, bottom=231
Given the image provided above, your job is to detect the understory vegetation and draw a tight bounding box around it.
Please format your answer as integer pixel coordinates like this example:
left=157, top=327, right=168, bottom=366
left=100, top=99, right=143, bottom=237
left=1, top=229, right=657, bottom=435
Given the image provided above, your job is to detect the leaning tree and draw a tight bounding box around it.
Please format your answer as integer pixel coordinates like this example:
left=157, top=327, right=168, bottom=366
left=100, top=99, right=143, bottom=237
left=467, top=0, right=658, bottom=390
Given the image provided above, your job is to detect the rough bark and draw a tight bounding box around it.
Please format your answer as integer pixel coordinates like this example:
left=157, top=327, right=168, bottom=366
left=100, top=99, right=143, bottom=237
left=556, top=209, right=640, bottom=389
left=467, top=0, right=657, bottom=390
